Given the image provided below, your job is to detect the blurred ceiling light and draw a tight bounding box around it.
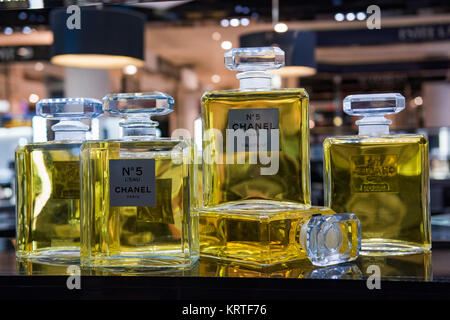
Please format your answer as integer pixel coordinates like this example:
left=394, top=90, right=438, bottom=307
left=212, top=32, right=221, bottom=41
left=274, top=23, right=288, bottom=33
left=3, top=27, right=13, bottom=35
left=18, top=12, right=27, bottom=20
left=131, top=0, right=190, bottom=10
left=220, top=19, right=229, bottom=27
left=334, top=13, right=345, bottom=21
left=34, top=62, right=44, bottom=72
left=221, top=41, right=232, bottom=50
left=346, top=12, right=356, bottom=21
left=123, top=64, right=138, bottom=75
left=29, top=94, right=40, bottom=104
left=414, top=96, right=423, bottom=106
left=356, top=12, right=366, bottom=20
left=230, top=18, right=240, bottom=27
left=333, top=116, right=343, bottom=127
left=17, top=47, right=33, bottom=58
left=50, top=8, right=145, bottom=69
left=22, top=26, right=32, bottom=34
left=211, top=74, right=221, bottom=83
left=240, top=18, right=250, bottom=26
left=0, top=100, right=10, bottom=113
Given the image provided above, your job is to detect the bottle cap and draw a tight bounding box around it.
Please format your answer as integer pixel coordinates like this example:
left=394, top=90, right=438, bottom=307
left=224, top=47, right=285, bottom=71
left=301, top=213, right=361, bottom=267
left=343, top=93, right=405, bottom=116
left=343, top=93, right=405, bottom=135
left=103, top=92, right=174, bottom=116
left=37, top=98, right=103, bottom=119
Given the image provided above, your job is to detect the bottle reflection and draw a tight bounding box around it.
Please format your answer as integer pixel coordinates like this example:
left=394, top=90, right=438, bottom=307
left=356, top=252, right=432, bottom=281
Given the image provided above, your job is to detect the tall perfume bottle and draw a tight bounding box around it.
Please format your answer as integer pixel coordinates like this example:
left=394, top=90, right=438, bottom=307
left=80, top=92, right=199, bottom=269
left=323, top=93, right=431, bottom=255
left=199, top=47, right=313, bottom=265
left=201, top=47, right=310, bottom=210
left=15, top=98, right=103, bottom=262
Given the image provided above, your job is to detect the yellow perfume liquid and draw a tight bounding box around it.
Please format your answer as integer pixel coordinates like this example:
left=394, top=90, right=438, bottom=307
left=324, top=93, right=431, bottom=255
left=202, top=89, right=310, bottom=209
left=198, top=206, right=335, bottom=266
left=324, top=135, right=430, bottom=254
left=80, top=139, right=198, bottom=269
left=15, top=143, right=82, bottom=261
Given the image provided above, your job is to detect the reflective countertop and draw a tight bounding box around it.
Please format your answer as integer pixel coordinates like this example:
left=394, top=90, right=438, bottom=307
left=0, top=237, right=449, bottom=281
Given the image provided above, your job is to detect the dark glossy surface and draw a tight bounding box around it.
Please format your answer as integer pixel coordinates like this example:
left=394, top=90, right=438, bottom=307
left=0, top=237, right=449, bottom=281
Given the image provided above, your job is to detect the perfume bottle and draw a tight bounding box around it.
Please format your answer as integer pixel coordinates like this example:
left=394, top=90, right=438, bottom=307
left=80, top=92, right=199, bottom=270
left=201, top=47, right=310, bottom=210
left=199, top=206, right=360, bottom=266
left=323, top=93, right=431, bottom=255
left=15, top=98, right=103, bottom=262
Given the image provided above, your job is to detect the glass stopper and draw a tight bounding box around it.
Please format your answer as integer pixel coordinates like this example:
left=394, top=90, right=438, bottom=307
left=37, top=98, right=103, bottom=119
left=103, top=92, right=174, bottom=117
left=343, top=93, right=405, bottom=117
left=301, top=213, right=361, bottom=267
left=224, top=47, right=285, bottom=71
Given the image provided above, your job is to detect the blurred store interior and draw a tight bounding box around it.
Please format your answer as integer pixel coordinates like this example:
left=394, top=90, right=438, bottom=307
left=0, top=0, right=449, bottom=238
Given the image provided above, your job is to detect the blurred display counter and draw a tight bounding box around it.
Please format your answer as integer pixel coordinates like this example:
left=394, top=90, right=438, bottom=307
left=0, top=238, right=449, bottom=300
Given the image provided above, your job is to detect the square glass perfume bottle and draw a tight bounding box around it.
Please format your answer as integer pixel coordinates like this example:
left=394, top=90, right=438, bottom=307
left=323, top=93, right=431, bottom=255
left=80, top=92, right=199, bottom=270
left=199, top=47, right=312, bottom=265
left=15, top=98, right=103, bottom=263
left=199, top=206, right=360, bottom=266
left=201, top=47, right=310, bottom=210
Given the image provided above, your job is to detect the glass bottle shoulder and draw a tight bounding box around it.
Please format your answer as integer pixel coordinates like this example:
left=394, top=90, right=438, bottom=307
left=201, top=88, right=308, bottom=102
left=15, top=140, right=83, bottom=153
left=324, top=133, right=428, bottom=148
left=81, top=137, right=190, bottom=152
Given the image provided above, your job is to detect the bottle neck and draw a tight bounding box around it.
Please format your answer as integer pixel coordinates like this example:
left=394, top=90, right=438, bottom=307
left=120, top=115, right=159, bottom=139
left=356, top=116, right=391, bottom=136
left=237, top=71, right=272, bottom=90
left=51, top=120, right=89, bottom=141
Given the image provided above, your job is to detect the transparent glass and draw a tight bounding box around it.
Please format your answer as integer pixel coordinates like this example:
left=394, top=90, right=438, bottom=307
left=15, top=98, right=102, bottom=263
left=201, top=90, right=310, bottom=209
left=200, top=47, right=311, bottom=266
left=198, top=206, right=334, bottom=266
left=300, top=213, right=360, bottom=266
left=224, top=47, right=285, bottom=71
left=343, top=93, right=405, bottom=116
left=324, top=135, right=431, bottom=255
left=80, top=92, right=199, bottom=270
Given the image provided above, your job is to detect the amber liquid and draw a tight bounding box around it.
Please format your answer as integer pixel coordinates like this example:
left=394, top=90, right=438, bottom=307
left=323, top=134, right=431, bottom=255
left=201, top=89, right=310, bottom=209
left=198, top=206, right=335, bottom=265
left=15, top=142, right=82, bottom=262
left=80, top=139, right=199, bottom=269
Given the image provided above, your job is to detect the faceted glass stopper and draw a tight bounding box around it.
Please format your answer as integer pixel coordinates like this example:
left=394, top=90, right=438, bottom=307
left=343, top=93, right=405, bottom=116
left=37, top=98, right=103, bottom=119
left=103, top=92, right=174, bottom=116
left=301, top=213, right=361, bottom=267
left=224, top=47, right=285, bottom=71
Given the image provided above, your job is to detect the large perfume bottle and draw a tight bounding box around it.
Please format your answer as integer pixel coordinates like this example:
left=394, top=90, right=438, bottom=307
left=199, top=207, right=360, bottom=266
left=80, top=92, right=199, bottom=269
left=15, top=98, right=103, bottom=262
left=199, top=47, right=313, bottom=265
left=323, top=93, right=431, bottom=255
left=201, top=47, right=310, bottom=210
